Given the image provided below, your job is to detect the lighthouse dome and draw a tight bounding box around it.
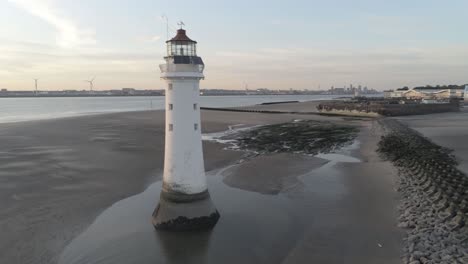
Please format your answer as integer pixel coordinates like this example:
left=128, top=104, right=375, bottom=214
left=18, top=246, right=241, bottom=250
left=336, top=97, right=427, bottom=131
left=166, top=29, right=197, bottom=57
left=167, top=29, right=197, bottom=43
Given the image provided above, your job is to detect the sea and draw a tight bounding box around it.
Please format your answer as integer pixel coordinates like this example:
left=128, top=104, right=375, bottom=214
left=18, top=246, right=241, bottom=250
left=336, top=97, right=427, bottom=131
left=0, top=94, right=381, bottom=124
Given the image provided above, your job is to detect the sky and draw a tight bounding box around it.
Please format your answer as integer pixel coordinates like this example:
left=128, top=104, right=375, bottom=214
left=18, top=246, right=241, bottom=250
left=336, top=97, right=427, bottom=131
left=0, top=0, right=467, bottom=91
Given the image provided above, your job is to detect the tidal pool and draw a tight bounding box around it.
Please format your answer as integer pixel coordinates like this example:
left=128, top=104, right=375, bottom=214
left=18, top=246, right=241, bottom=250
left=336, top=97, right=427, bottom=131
left=59, top=144, right=360, bottom=264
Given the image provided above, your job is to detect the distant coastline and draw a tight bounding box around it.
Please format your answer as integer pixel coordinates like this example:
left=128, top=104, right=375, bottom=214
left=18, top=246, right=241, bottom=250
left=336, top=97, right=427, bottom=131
left=0, top=87, right=381, bottom=98
left=0, top=94, right=344, bottom=124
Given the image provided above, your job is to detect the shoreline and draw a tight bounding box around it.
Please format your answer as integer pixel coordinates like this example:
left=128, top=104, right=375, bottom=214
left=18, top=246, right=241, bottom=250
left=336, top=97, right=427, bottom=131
left=0, top=100, right=318, bottom=125
left=58, top=119, right=402, bottom=264
left=0, top=109, right=161, bottom=126
left=0, top=109, right=252, bottom=264
left=0, top=101, right=406, bottom=263
left=0, top=96, right=345, bottom=125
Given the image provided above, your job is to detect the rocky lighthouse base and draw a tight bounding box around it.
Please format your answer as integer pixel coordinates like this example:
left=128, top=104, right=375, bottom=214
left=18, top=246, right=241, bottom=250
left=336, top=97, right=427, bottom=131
left=152, top=189, right=220, bottom=231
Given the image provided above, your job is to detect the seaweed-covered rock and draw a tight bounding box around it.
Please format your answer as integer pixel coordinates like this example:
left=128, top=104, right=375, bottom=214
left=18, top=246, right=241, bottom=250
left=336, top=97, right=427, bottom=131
left=223, top=120, right=358, bottom=155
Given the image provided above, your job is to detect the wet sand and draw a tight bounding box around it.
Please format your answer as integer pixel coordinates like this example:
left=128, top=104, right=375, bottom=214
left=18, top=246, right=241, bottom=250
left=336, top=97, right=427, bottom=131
left=0, top=102, right=402, bottom=264
left=395, top=107, right=468, bottom=175
left=0, top=110, right=240, bottom=264
left=223, top=153, right=329, bottom=195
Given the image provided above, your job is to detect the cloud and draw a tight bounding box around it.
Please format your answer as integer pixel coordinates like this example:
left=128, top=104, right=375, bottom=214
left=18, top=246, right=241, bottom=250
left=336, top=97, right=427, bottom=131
left=269, top=19, right=284, bottom=26
left=207, top=45, right=468, bottom=90
left=0, top=39, right=162, bottom=78
left=135, top=35, right=162, bottom=43
left=0, top=42, right=165, bottom=90
left=7, top=0, right=95, bottom=48
left=149, top=36, right=161, bottom=42
left=361, top=14, right=430, bottom=39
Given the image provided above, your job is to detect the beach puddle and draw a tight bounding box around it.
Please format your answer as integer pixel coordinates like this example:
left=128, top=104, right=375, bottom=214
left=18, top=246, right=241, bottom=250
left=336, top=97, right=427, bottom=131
left=315, top=153, right=360, bottom=163
left=315, top=140, right=361, bottom=163
left=202, top=124, right=261, bottom=146
left=58, top=156, right=360, bottom=263
left=59, top=135, right=362, bottom=264
left=286, top=140, right=361, bottom=199
left=58, top=168, right=302, bottom=264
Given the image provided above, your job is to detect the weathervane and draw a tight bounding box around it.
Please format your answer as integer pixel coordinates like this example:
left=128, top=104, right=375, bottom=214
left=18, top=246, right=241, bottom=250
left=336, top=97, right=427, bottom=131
left=177, top=21, right=185, bottom=29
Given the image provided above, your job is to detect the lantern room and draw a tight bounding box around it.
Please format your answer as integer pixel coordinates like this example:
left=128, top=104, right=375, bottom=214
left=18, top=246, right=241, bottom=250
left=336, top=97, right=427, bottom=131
left=166, top=29, right=197, bottom=57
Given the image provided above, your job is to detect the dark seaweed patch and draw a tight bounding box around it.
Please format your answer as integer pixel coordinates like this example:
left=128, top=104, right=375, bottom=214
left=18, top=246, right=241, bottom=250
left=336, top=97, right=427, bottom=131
left=227, top=120, right=359, bottom=155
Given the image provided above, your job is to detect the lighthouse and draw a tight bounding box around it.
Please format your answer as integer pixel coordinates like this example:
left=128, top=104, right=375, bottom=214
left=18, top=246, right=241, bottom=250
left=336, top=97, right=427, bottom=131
left=152, top=27, right=220, bottom=231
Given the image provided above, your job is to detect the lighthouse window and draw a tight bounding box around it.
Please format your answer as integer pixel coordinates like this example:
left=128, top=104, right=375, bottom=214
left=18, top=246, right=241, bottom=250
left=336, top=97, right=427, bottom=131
left=169, top=124, right=173, bottom=131
left=169, top=104, right=173, bottom=110
left=168, top=83, right=173, bottom=90
left=194, top=123, right=198, bottom=131
left=168, top=42, right=197, bottom=56
left=193, top=103, right=197, bottom=110
left=167, top=44, right=171, bottom=56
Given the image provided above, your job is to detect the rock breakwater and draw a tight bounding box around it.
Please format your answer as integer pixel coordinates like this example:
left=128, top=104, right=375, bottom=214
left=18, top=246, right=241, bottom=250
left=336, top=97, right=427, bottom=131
left=378, top=119, right=468, bottom=264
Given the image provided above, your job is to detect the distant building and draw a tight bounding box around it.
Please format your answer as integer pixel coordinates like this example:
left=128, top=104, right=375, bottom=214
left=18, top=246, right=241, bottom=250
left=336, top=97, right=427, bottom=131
left=413, top=86, right=463, bottom=98
left=332, top=88, right=345, bottom=94
left=122, top=88, right=136, bottom=95
left=385, top=85, right=465, bottom=100
left=465, top=85, right=468, bottom=100
left=383, top=89, right=406, bottom=98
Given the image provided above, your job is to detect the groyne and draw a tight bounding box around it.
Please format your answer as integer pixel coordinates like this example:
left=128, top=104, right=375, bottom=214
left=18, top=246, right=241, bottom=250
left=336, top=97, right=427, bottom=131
left=318, top=100, right=460, bottom=117
left=200, top=107, right=319, bottom=115
left=259, top=101, right=299, bottom=105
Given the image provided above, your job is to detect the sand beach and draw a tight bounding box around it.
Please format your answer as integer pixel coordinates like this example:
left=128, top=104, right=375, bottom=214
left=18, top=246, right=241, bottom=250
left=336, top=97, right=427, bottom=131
left=5, top=101, right=466, bottom=263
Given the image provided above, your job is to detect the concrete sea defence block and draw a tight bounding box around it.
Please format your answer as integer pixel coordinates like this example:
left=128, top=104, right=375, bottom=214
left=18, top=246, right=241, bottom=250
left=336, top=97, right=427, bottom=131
left=377, top=119, right=468, bottom=263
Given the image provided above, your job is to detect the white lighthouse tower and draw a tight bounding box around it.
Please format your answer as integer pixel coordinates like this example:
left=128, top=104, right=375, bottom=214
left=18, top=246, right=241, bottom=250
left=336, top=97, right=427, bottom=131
left=152, top=27, right=220, bottom=230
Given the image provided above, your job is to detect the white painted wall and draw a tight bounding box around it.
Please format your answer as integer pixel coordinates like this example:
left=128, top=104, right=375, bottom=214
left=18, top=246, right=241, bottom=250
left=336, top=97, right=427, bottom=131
left=161, top=70, right=206, bottom=195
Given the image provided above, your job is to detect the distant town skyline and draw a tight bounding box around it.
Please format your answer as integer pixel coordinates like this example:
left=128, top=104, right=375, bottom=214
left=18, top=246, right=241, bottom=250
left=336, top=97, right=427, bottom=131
left=0, top=85, right=380, bottom=98
left=1, top=0, right=467, bottom=91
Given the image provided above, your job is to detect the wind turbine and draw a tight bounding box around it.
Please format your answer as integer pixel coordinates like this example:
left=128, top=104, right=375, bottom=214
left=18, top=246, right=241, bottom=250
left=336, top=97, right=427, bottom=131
left=33, top=78, right=39, bottom=94
left=84, top=77, right=95, bottom=91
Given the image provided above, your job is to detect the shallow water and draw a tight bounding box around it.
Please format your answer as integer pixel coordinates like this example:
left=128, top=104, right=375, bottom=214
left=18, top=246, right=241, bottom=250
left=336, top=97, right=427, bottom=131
left=202, top=124, right=261, bottom=146
left=59, top=143, right=361, bottom=264
left=0, top=95, right=342, bottom=124
left=315, top=140, right=361, bottom=163
left=59, top=170, right=298, bottom=263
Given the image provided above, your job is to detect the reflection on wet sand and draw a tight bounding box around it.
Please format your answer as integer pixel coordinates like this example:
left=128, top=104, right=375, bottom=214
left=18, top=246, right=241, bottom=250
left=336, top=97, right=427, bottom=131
left=58, top=117, right=402, bottom=264
left=59, top=142, right=369, bottom=264
left=0, top=105, right=403, bottom=264
left=59, top=165, right=303, bottom=264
